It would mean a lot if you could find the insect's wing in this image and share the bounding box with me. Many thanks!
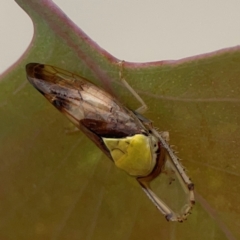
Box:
[26,63,143,156]
[26,63,117,124]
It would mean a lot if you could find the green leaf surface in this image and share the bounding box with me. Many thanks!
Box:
[0,0,239,239]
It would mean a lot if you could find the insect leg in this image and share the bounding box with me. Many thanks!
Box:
[152,128,194,198]
[137,179,181,221]
[118,61,147,114]
[151,128,195,216]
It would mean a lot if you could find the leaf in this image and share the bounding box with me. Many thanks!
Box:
[0,0,239,239]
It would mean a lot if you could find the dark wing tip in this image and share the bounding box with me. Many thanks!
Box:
[26,63,44,77]
[26,62,37,72]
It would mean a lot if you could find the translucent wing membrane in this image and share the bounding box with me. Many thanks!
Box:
[26,63,195,222]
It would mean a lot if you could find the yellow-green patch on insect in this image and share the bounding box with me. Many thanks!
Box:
[26,62,195,222]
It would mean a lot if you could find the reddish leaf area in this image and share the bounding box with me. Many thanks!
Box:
[0,0,239,239]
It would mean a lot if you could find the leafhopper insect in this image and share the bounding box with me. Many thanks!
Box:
[26,63,195,222]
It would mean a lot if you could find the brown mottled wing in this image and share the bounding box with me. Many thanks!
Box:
[26,63,144,153]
